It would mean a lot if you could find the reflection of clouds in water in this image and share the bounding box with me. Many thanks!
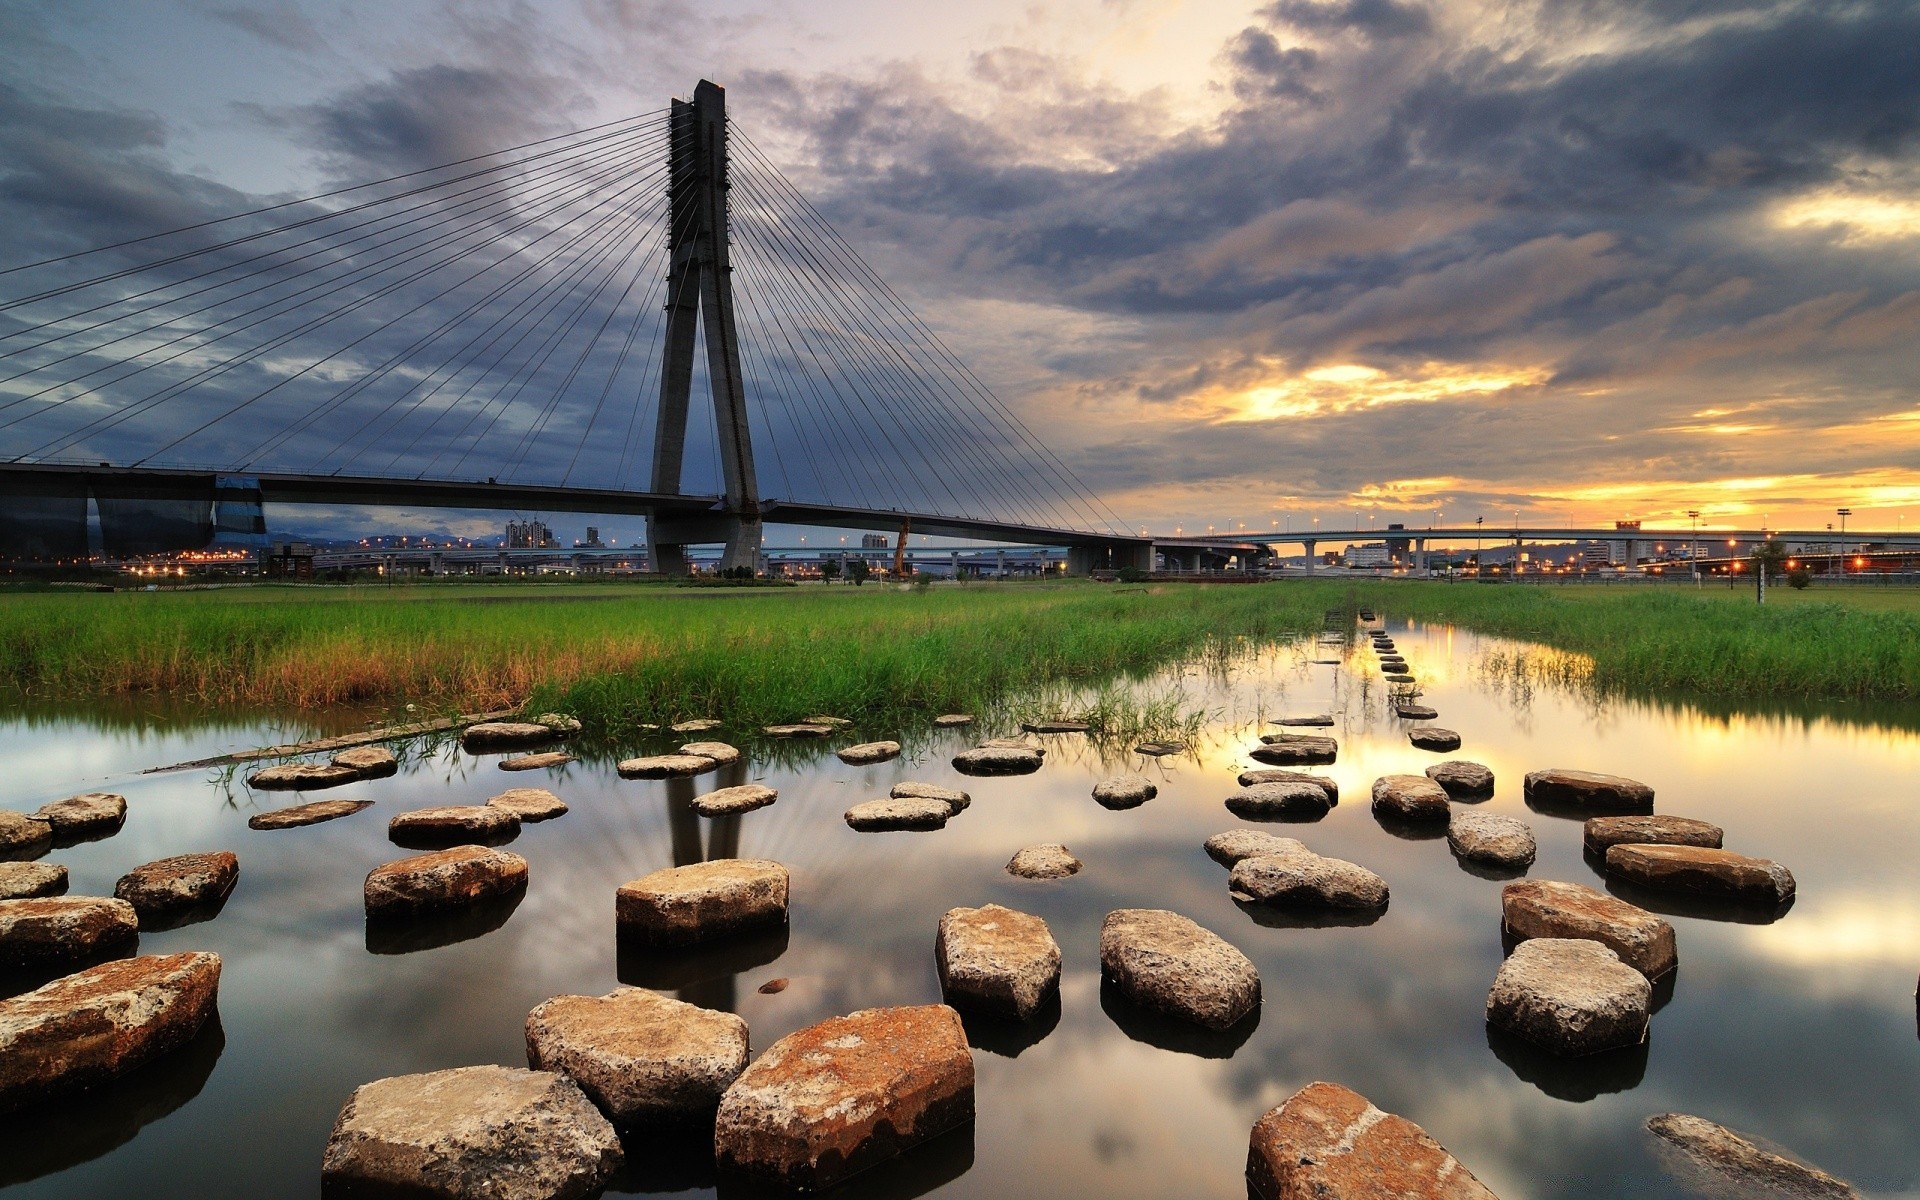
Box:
[1742,899,1920,969]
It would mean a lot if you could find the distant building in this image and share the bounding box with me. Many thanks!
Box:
[1345,542,1391,567]
[262,541,316,579]
[1384,523,1410,563]
[582,526,603,548]
[861,533,889,549]
[506,520,556,549]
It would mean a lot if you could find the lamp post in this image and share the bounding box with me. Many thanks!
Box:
[1687,509,1700,586]
[1475,515,1483,579]
[1837,508,1851,575]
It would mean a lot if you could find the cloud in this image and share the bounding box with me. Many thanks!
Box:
[205,2,325,52]
[1260,0,1434,40]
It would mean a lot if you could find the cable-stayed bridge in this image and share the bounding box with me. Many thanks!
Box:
[0,80,1152,573]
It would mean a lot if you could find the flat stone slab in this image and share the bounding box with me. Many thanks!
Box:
[460,721,561,751]
[1524,768,1655,812]
[1384,673,1418,684]
[365,846,529,918]
[0,811,52,861]
[1237,769,1338,803]
[1371,774,1452,823]
[1249,1080,1497,1200]
[1022,719,1089,733]
[1605,844,1796,908]
[1100,908,1259,1031]
[952,745,1043,775]
[1426,760,1495,798]
[891,782,970,812]
[617,754,719,779]
[1230,851,1389,911]
[1448,812,1536,869]
[500,752,575,771]
[1646,1112,1859,1200]
[937,904,1061,1020]
[670,718,723,733]
[845,797,952,831]
[1093,774,1158,809]
[715,1004,974,1191]
[0,951,222,1115]
[0,862,67,900]
[114,852,240,920]
[1409,727,1461,751]
[1134,740,1187,756]
[248,798,373,829]
[0,896,138,968]
[525,987,749,1127]
[1006,844,1081,879]
[1273,714,1334,726]
[1502,879,1676,979]
[534,713,583,736]
[1226,781,1333,821]
[680,741,741,765]
[978,737,1045,754]
[1204,831,1309,868]
[693,784,778,818]
[1395,704,1439,719]
[761,723,835,738]
[34,792,126,837]
[488,788,569,822]
[332,746,398,778]
[616,859,789,946]
[837,741,902,765]
[932,713,974,727]
[805,715,853,729]
[390,805,519,844]
[244,762,361,791]
[1249,736,1337,766]
[1584,815,1724,856]
[322,1065,622,1200]
[1487,938,1650,1056]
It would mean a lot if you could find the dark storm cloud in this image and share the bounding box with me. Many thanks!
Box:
[293,64,581,178]
[205,2,326,52]
[1260,0,1433,39]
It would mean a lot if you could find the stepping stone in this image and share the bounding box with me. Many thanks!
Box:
[1093,774,1157,809]
[1502,879,1676,979]
[680,741,740,765]
[1645,1113,1859,1200]
[114,852,240,922]
[1604,844,1796,908]
[1134,740,1187,756]
[248,798,372,829]
[1395,704,1438,719]
[979,737,1045,754]
[0,896,138,968]
[1273,715,1334,727]
[670,718,723,733]
[0,862,67,901]
[245,762,361,791]
[1226,781,1332,821]
[1584,815,1723,856]
[1022,719,1089,733]
[389,805,519,845]
[1379,658,1407,669]
[1523,768,1655,813]
[692,784,777,817]
[1311,658,1341,665]
[845,797,952,831]
[1447,812,1536,869]
[0,811,52,860]
[525,987,749,1127]
[487,788,568,822]
[364,846,528,918]
[331,746,398,779]
[1230,850,1388,910]
[500,752,575,771]
[33,793,126,839]
[1099,908,1259,1031]
[1384,673,1418,684]
[617,754,718,779]
[762,723,835,738]
[1204,831,1308,868]
[1249,736,1337,766]
[952,745,1043,775]
[0,951,222,1113]
[891,782,970,812]
[460,721,560,751]
[931,713,974,727]
[1486,938,1650,1056]
[533,713,583,736]
[1248,1081,1497,1200]
[938,904,1061,1019]
[616,859,789,947]
[714,1005,974,1192]
[1237,769,1338,803]
[1006,844,1081,879]
[1371,774,1452,823]
[1426,760,1494,797]
[837,741,901,765]
[1408,727,1460,751]
[804,715,854,729]
[322,1065,621,1198]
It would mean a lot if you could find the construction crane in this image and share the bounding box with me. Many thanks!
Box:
[892,518,911,578]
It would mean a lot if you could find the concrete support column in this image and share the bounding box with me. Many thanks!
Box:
[1303,541,1317,575]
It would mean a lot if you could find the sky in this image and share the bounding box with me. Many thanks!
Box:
[2,0,1918,543]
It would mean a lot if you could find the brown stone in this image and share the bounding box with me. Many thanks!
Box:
[525,987,749,1127]
[1426,760,1495,798]
[1502,879,1675,978]
[500,752,575,771]
[0,951,221,1115]
[671,718,723,733]
[389,805,519,844]
[364,846,529,918]
[616,859,789,947]
[714,1004,975,1191]
[248,798,373,830]
[937,904,1061,1019]
[0,896,138,968]
[616,754,719,779]
[1022,718,1089,733]
[1448,812,1536,870]
[1274,714,1335,726]
[245,762,361,791]
[1487,938,1650,1056]
[0,811,53,861]
[680,741,740,765]
[1093,774,1158,809]
[114,852,239,920]
[845,798,951,831]
[1409,727,1462,751]
[1523,768,1655,812]
[0,862,67,900]
[33,792,126,837]
[891,782,970,812]
[1247,1080,1496,1200]
[1605,844,1796,907]
[1204,831,1309,868]
[1646,1113,1859,1200]
[322,1065,622,1200]
[693,785,778,818]
[1227,780,1333,820]
[931,713,974,727]
[1396,704,1439,719]
[331,745,398,778]
[1099,908,1260,1031]
[1584,815,1724,856]
[1134,740,1188,756]
[461,721,562,751]
[837,741,901,765]
[487,788,568,822]
[952,745,1043,775]
[761,723,836,738]
[805,715,854,729]
[1230,852,1389,910]
[1371,774,1452,823]
[1249,736,1338,766]
[1384,673,1418,684]
[1006,844,1081,879]
[1237,769,1339,803]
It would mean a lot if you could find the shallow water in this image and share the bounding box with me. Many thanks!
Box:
[4,617,1918,1199]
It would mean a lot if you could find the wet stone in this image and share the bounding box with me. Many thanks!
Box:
[891,782,970,813]
[1248,1080,1497,1200]
[364,846,529,918]
[617,754,719,779]
[670,718,723,734]
[34,792,126,838]
[249,798,372,829]
[1426,760,1495,798]
[713,1004,975,1192]
[0,811,53,861]
[1487,938,1650,1056]
[1447,812,1536,870]
[1646,1112,1859,1200]
[1230,850,1389,911]
[938,904,1061,1020]
[1237,769,1338,804]
[1371,774,1453,823]
[1204,831,1309,868]
[1384,673,1418,684]
[1409,727,1462,752]
[1006,844,1081,879]
[680,741,740,765]
[1093,774,1158,809]
[534,713,583,735]
[460,721,562,751]
[761,723,835,738]
[0,896,139,968]
[500,752,575,772]
[322,1065,622,1200]
[931,713,974,728]
[1135,740,1187,756]
[331,745,398,778]
[1226,781,1333,821]
[1274,714,1334,727]
[1099,908,1260,1031]
[979,737,1045,754]
[1523,768,1655,813]
[845,798,952,832]
[1502,879,1676,979]
[616,859,789,947]
[837,741,902,765]
[952,745,1043,776]
[805,715,854,729]
[1584,815,1724,856]
[244,762,360,791]
[1022,718,1089,733]
[692,784,777,818]
[114,852,240,921]
[0,862,67,901]
[0,951,222,1115]
[488,788,569,822]
[1396,704,1439,719]
[1605,844,1796,908]
[389,805,519,844]
[1249,736,1338,766]
[525,987,749,1128]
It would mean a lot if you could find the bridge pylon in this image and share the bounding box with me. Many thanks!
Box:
[647,80,761,576]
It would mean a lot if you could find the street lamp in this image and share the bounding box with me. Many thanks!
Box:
[1838,508,1852,575]
[1687,510,1700,586]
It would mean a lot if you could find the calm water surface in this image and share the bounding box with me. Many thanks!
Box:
[4,618,1918,1198]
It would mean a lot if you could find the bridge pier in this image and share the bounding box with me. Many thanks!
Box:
[1069,540,1153,576]
[1303,540,1316,575]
